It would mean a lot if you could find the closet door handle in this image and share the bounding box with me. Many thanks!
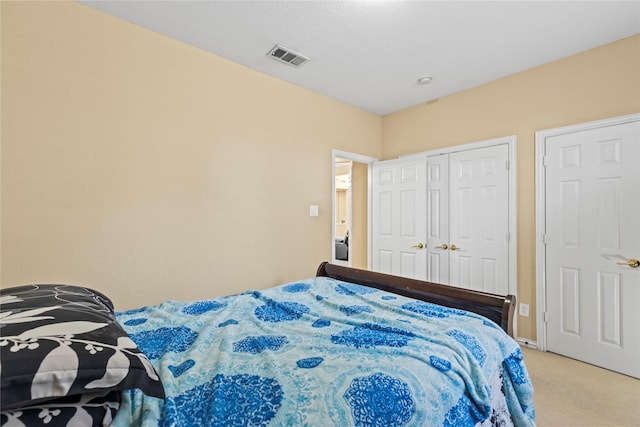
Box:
[617,258,639,268]
[435,244,448,250]
[412,243,425,249]
[450,244,461,251]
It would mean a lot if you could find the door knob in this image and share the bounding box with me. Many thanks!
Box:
[435,244,448,250]
[450,244,460,251]
[412,243,424,249]
[617,258,640,268]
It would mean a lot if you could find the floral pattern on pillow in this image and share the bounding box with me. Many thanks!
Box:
[0,284,164,414]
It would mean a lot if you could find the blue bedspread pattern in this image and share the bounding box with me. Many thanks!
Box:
[112,277,535,426]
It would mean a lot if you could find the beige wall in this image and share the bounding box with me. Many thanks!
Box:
[2,2,638,341]
[350,161,368,270]
[0,2,381,308]
[382,35,640,339]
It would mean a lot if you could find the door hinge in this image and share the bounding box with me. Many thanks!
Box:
[506,232,510,242]
[542,233,548,245]
[506,160,510,170]
[542,156,548,167]
[543,312,548,323]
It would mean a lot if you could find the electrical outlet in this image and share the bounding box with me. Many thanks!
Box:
[519,303,530,317]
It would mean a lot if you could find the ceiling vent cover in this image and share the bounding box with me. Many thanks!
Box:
[267,44,310,67]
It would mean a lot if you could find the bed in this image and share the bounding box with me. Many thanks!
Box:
[1,262,535,426]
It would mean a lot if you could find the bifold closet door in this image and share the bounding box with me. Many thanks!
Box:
[426,154,450,283]
[427,144,510,294]
[372,144,510,291]
[448,145,510,294]
[371,158,427,279]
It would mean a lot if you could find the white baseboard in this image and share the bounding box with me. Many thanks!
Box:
[516,337,539,349]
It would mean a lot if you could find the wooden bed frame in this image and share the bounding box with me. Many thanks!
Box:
[316,262,516,337]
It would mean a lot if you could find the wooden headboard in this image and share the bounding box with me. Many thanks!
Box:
[316,262,516,337]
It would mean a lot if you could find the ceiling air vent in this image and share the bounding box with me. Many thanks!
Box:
[267,44,310,67]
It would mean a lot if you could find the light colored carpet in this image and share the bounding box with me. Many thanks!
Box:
[521,347,640,426]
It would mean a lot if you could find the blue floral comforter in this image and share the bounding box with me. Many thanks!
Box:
[112,276,535,426]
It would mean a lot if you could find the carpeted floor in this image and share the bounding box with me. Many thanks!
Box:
[521,347,640,426]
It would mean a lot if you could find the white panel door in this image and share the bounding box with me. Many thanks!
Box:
[372,158,427,279]
[449,145,510,294]
[426,154,450,283]
[372,140,512,290]
[544,119,640,378]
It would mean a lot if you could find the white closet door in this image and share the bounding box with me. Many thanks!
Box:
[449,145,510,294]
[544,119,639,378]
[426,154,450,283]
[371,158,427,279]
[371,141,512,291]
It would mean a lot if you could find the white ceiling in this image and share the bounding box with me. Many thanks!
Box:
[80,1,640,116]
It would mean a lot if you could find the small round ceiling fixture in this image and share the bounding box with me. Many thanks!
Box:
[417,75,433,85]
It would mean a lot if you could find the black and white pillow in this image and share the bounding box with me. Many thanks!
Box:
[1,390,120,426]
[0,284,164,417]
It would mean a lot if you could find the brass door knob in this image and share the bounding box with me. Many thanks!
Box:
[412,243,424,249]
[617,258,640,268]
[450,244,460,251]
[435,244,448,250]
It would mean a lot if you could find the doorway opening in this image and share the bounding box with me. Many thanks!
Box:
[334,158,352,266]
[331,150,378,269]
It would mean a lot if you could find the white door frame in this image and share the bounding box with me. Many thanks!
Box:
[534,113,640,351]
[332,150,378,268]
[400,135,518,298]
